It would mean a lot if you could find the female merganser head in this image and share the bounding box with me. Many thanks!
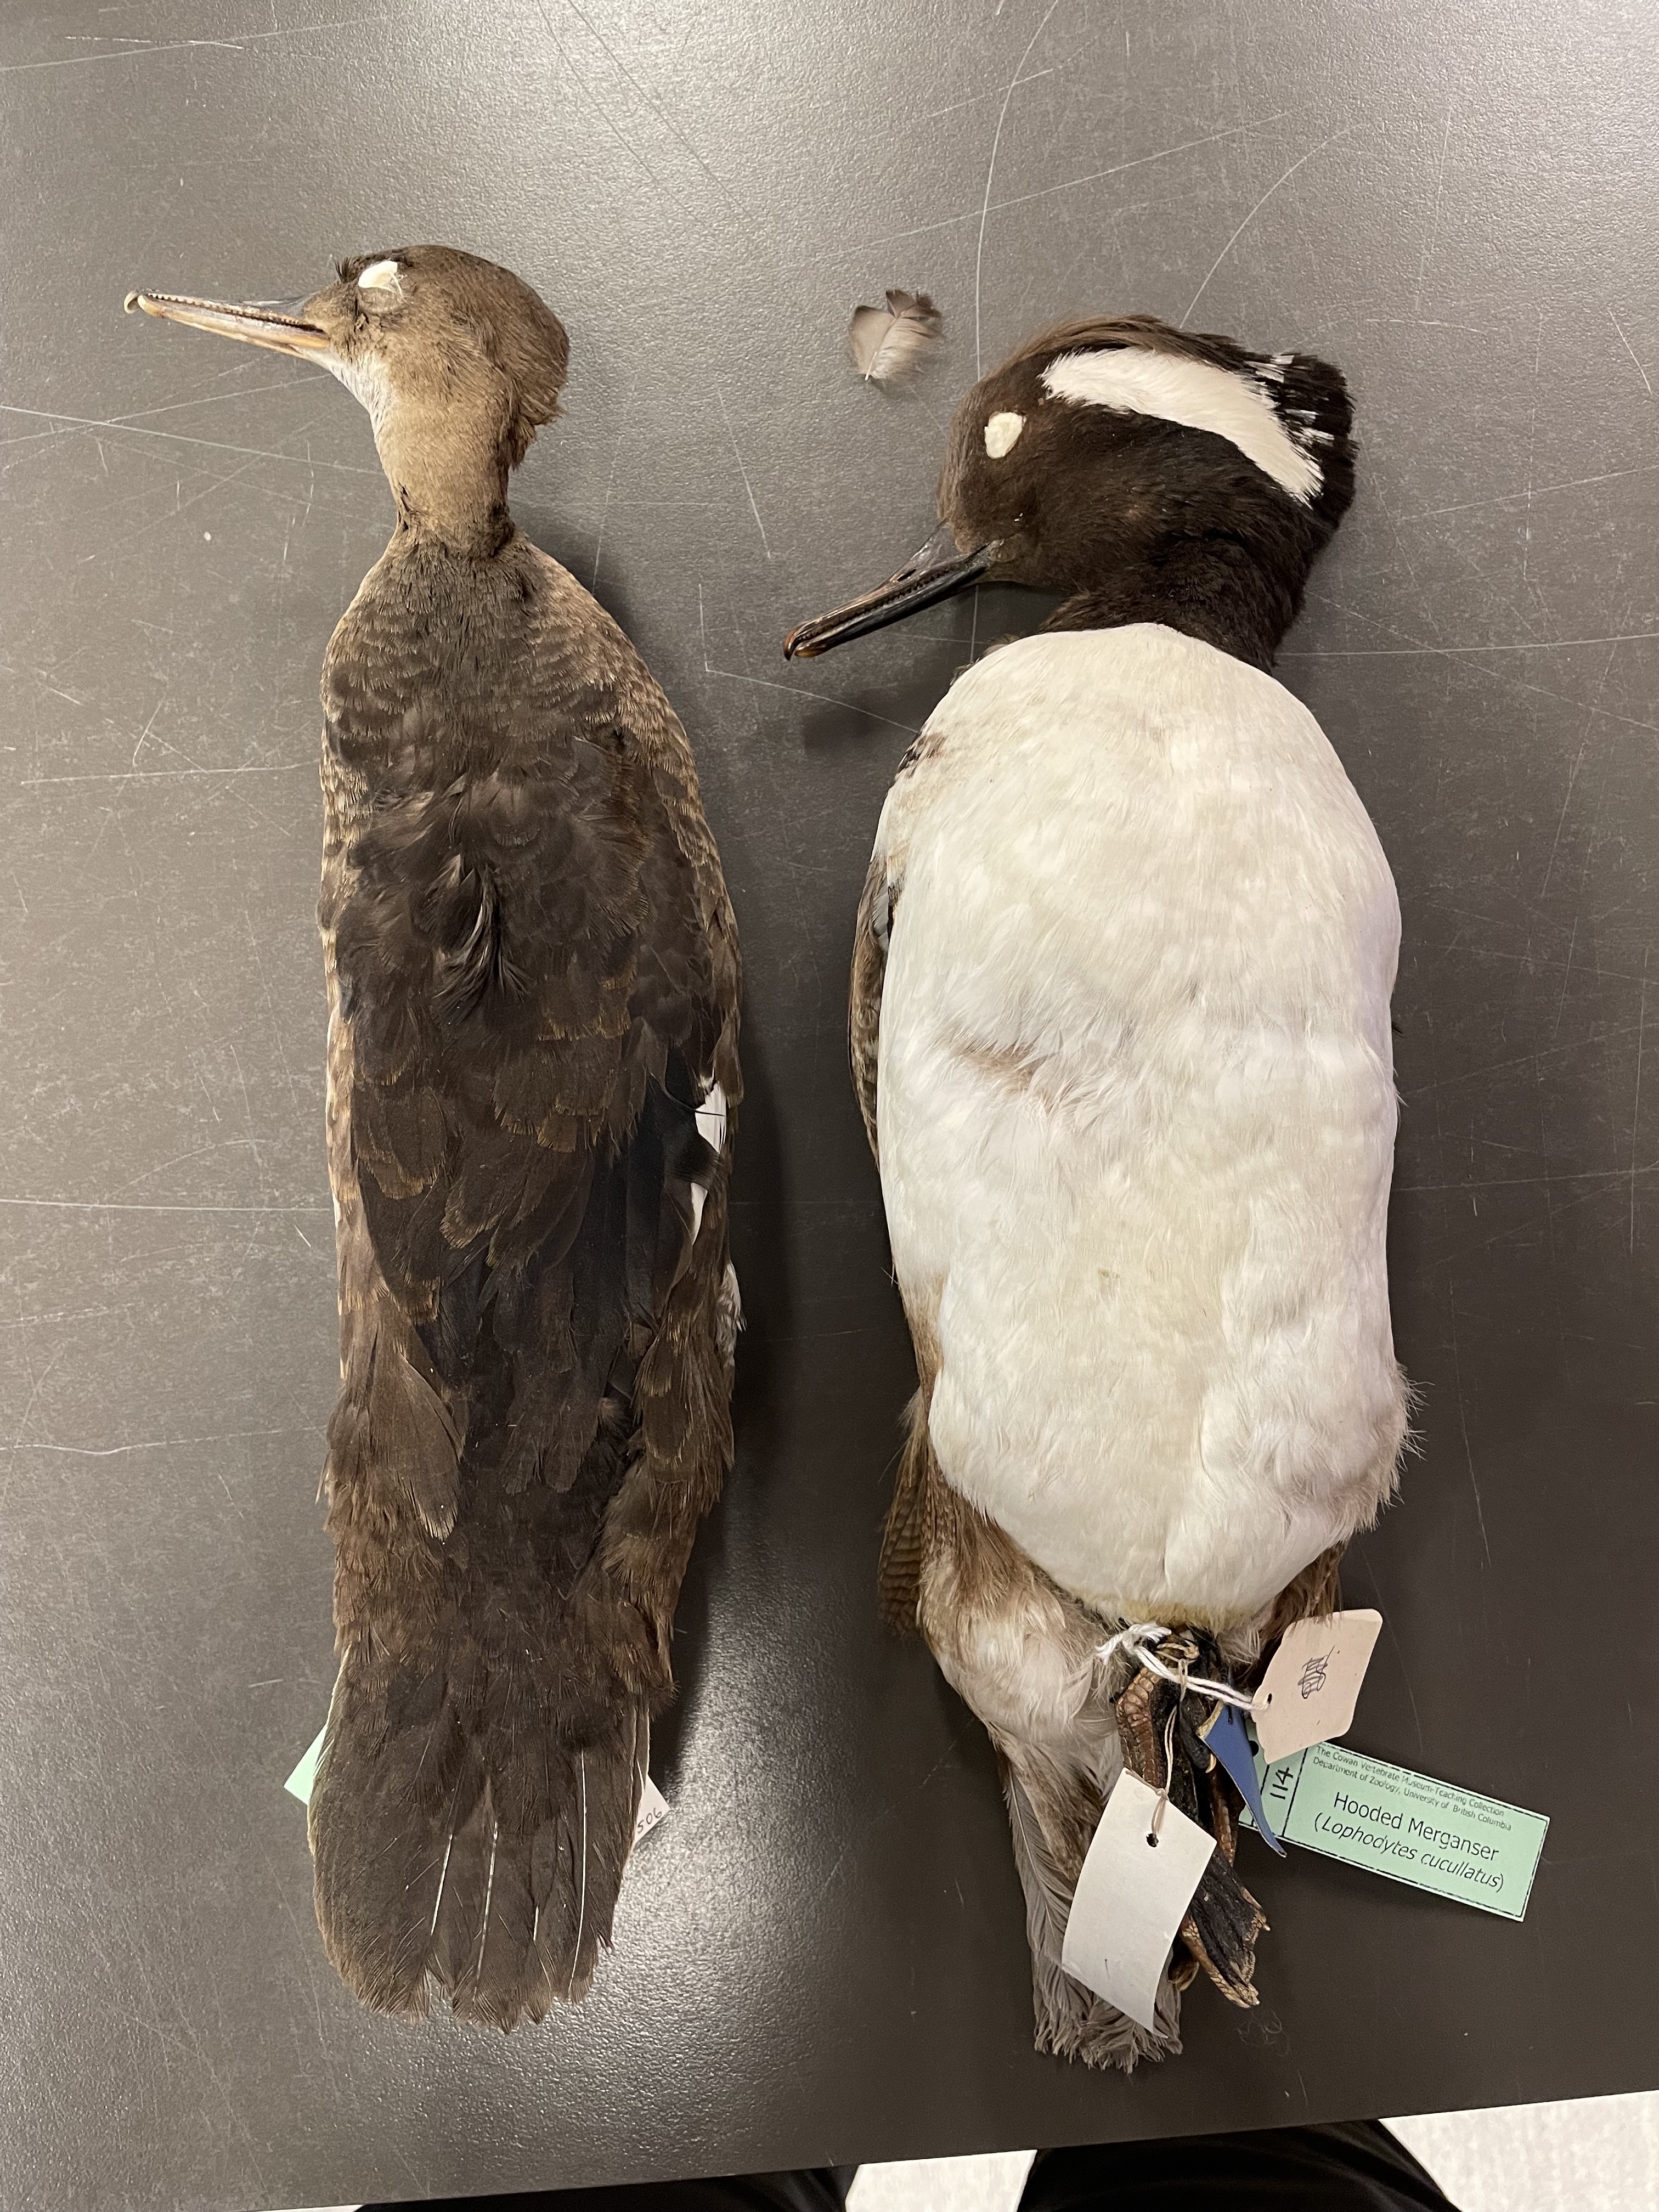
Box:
[126,246,568,551]
[785,312,1354,670]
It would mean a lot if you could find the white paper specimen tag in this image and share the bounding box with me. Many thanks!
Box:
[633,1775,669,1846]
[1251,1608,1383,1762]
[1060,1771,1216,2031]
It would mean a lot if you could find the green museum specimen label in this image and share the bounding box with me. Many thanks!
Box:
[1248,1738,1548,1920]
[284,1726,325,1805]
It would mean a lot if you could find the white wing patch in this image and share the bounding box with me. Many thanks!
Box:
[1042,347,1322,504]
[690,1081,728,1239]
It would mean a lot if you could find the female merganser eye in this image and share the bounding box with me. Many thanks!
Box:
[984,410,1025,459]
[357,258,402,297]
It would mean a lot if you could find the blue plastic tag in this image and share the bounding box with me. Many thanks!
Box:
[1202,1702,1285,1854]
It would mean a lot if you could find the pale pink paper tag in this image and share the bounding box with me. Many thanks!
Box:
[1060,1772,1215,2031]
[1251,1607,1383,1762]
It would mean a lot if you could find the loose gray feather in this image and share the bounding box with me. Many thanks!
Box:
[848,289,943,385]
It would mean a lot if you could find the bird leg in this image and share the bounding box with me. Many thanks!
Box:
[1111,1633,1267,2009]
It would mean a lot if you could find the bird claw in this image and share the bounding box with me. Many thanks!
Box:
[1110,1625,1268,2007]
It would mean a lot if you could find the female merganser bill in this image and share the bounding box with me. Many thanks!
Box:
[127,249,741,2029]
[786,314,1405,2067]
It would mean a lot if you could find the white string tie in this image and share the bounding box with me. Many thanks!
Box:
[1096,1621,1256,1713]
[1150,1702,1180,1841]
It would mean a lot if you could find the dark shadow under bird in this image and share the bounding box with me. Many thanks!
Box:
[127,247,741,2028]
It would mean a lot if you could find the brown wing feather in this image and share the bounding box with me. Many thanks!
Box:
[849,848,892,1162]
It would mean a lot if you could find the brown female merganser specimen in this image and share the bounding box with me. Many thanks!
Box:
[786,316,1405,2067]
[126,249,741,2028]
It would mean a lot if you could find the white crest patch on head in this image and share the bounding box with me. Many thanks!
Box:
[1041,346,1322,503]
[984,410,1025,459]
[357,257,402,294]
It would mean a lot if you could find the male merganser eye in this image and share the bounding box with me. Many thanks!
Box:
[357,258,402,295]
[984,411,1025,459]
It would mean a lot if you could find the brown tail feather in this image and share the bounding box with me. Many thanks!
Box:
[313,1088,738,2029]
[877,1388,932,1629]
[310,1646,647,2028]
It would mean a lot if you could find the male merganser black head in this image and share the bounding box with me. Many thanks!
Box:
[786,313,1354,671]
[126,246,568,552]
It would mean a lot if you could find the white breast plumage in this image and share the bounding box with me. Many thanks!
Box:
[872,623,1406,1629]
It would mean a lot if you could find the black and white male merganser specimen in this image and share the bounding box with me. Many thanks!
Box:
[127,250,741,2028]
[786,316,1406,2067]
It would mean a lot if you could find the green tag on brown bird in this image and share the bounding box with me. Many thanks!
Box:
[284,1726,326,1805]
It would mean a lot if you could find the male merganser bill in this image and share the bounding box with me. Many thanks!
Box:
[127,249,741,2029]
[786,314,1405,2067]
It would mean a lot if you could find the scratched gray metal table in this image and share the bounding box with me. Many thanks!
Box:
[3,3,1656,2208]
